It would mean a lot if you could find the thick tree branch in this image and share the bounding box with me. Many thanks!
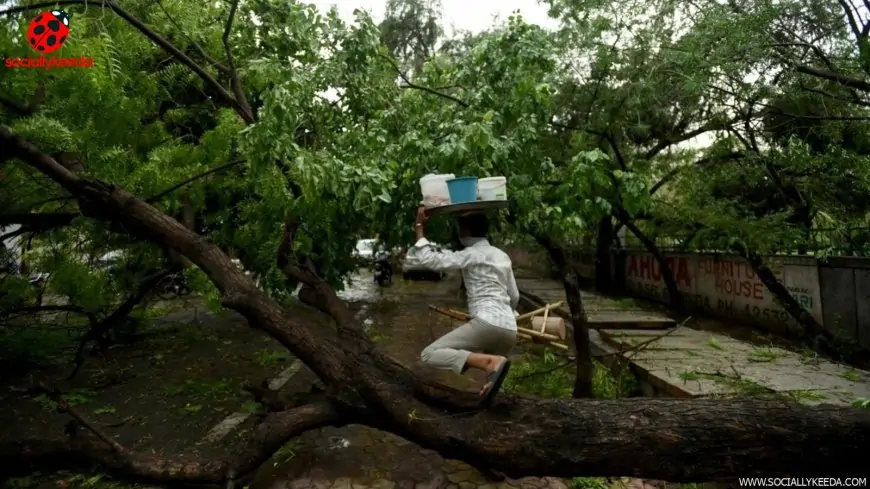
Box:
[154,0,231,74]
[222,0,255,122]
[68,268,175,378]
[794,64,870,93]
[380,54,470,107]
[586,130,626,170]
[276,217,366,338]
[643,117,739,160]
[648,152,745,196]
[145,160,243,203]
[0,124,346,383]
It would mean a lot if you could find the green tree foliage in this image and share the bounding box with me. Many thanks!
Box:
[1,0,869,363]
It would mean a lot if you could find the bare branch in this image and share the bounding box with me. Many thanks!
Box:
[68,268,174,379]
[145,160,243,203]
[379,54,470,107]
[643,117,739,160]
[154,0,231,73]
[794,64,870,93]
[222,0,255,122]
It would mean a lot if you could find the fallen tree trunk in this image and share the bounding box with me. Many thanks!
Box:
[3,111,870,484]
[3,393,869,482]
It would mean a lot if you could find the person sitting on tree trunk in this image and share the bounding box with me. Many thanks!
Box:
[405,206,518,405]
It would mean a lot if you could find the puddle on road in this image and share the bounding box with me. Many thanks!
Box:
[337,271,382,303]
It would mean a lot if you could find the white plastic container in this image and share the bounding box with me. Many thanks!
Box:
[419,173,455,208]
[477,176,507,201]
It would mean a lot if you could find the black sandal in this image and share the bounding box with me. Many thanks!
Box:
[479,359,511,408]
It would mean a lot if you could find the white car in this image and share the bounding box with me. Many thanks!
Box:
[352,239,377,263]
[401,242,446,280]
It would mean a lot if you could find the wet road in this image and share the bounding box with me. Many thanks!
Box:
[253,270,570,489]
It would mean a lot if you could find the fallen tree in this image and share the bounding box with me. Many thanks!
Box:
[2,0,870,483]
[3,122,870,484]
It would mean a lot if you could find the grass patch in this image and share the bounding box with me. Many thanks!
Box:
[679,370,700,382]
[748,347,783,363]
[93,404,117,415]
[5,471,135,489]
[799,347,821,365]
[255,350,290,366]
[33,388,96,411]
[785,390,826,403]
[131,304,173,320]
[271,439,306,467]
[841,369,860,382]
[164,378,241,400]
[175,402,204,415]
[503,349,639,399]
[707,338,725,350]
[570,477,610,489]
[613,298,637,309]
[677,371,768,396]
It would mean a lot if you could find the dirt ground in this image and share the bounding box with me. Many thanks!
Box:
[0,295,314,461]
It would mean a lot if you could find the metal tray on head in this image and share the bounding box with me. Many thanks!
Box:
[425,200,509,218]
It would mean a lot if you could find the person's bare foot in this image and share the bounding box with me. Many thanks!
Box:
[479,356,507,396]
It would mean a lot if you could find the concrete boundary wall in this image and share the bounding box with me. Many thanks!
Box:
[818,257,870,349]
[569,250,870,345]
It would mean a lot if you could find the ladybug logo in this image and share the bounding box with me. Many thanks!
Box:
[27,10,70,54]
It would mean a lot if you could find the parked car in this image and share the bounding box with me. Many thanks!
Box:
[352,239,377,264]
[401,242,446,281]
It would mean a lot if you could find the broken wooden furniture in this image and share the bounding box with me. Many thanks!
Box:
[428,302,569,351]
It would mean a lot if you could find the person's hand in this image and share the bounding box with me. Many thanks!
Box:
[415,206,429,227]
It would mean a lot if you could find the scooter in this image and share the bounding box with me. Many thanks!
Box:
[373,252,393,287]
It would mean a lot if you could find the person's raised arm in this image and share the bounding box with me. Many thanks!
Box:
[406,240,470,271]
[405,206,471,271]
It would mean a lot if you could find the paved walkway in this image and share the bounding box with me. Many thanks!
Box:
[517,278,870,405]
[516,278,675,329]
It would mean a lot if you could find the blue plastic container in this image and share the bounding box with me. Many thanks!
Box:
[446,176,479,204]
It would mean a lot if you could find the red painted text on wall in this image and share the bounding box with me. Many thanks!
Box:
[626,255,692,287]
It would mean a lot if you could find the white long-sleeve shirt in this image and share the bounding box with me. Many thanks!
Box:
[405,237,518,330]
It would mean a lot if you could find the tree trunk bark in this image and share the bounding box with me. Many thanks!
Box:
[594,217,614,292]
[167,191,195,269]
[617,211,684,312]
[4,395,870,483]
[4,124,870,484]
[563,273,594,398]
[732,245,829,342]
[532,233,594,398]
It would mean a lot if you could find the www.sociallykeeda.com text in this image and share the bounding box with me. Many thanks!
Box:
[5,55,94,69]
